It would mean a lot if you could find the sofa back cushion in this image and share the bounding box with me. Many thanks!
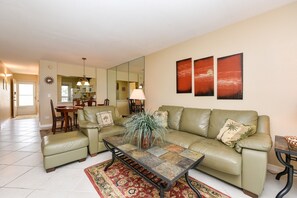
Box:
[179,108,211,137]
[83,106,119,124]
[158,105,184,130]
[208,109,258,139]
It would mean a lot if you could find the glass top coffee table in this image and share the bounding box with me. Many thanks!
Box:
[103,135,205,198]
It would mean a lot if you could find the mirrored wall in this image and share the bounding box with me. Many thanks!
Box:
[107,57,145,115]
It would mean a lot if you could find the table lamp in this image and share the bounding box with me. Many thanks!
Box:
[130,89,146,100]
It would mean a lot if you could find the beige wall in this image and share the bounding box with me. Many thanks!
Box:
[0,61,12,129]
[39,60,58,128]
[145,2,297,167]
[96,68,107,104]
[39,60,107,128]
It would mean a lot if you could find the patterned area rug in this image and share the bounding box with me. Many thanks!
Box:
[39,129,67,138]
[84,160,230,198]
[40,127,79,139]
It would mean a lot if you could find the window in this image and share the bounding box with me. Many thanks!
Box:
[61,84,73,102]
[19,83,34,106]
[61,85,70,102]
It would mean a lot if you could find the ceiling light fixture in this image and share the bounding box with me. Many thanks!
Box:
[77,57,90,86]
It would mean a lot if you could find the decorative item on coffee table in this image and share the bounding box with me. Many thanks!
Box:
[285,136,297,150]
[124,111,167,149]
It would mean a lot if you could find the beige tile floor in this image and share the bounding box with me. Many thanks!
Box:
[0,116,296,198]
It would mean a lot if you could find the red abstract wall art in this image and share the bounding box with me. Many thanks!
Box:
[194,56,214,96]
[176,58,192,93]
[217,53,243,99]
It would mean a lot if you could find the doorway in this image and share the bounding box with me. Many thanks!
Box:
[17,82,37,115]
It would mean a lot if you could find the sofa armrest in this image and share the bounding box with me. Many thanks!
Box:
[78,120,101,129]
[235,133,272,153]
[242,149,268,195]
[79,123,100,156]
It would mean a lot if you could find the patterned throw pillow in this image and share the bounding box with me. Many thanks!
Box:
[96,111,114,128]
[153,110,168,128]
[217,119,256,148]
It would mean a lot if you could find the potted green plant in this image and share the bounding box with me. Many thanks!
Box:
[124,111,167,149]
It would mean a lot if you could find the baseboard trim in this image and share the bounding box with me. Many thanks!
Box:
[267,163,283,174]
[0,118,10,130]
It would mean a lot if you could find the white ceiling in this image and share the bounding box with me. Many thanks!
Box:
[0,0,296,75]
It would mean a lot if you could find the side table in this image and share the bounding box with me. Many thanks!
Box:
[274,135,297,198]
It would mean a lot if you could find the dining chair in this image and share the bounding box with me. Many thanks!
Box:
[104,98,109,106]
[50,99,72,134]
[135,99,144,112]
[87,99,97,106]
[128,99,136,114]
[73,98,84,128]
[73,98,84,107]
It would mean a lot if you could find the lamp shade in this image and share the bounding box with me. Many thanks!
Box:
[84,80,90,86]
[130,89,146,100]
[76,81,82,86]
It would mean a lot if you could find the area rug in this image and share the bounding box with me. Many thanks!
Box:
[84,160,230,198]
[40,126,79,138]
[39,129,64,138]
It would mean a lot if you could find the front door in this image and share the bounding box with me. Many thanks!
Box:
[17,82,36,115]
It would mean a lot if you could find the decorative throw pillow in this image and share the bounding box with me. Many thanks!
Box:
[217,119,256,148]
[153,110,168,128]
[96,111,114,128]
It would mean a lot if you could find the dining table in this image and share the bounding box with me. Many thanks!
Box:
[55,106,83,132]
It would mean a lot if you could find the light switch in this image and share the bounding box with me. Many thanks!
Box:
[48,94,51,97]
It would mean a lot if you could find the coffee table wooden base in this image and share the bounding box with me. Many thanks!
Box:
[103,140,202,198]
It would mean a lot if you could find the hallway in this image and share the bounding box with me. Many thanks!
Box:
[0,116,296,197]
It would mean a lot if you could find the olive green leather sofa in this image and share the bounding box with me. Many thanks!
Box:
[77,106,126,156]
[159,105,272,197]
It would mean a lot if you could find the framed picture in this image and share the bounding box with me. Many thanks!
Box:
[176,58,192,93]
[194,56,214,96]
[217,53,243,99]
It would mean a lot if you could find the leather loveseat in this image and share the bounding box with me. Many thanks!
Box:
[159,105,272,197]
[77,106,126,156]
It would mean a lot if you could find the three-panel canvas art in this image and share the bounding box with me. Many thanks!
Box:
[176,53,243,100]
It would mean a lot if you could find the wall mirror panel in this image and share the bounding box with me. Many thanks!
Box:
[57,75,96,103]
[107,57,145,115]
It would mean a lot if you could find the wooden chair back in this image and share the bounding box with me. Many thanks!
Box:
[104,98,110,106]
[50,99,57,119]
[73,98,84,107]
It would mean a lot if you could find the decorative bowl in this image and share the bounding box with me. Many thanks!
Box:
[285,136,297,150]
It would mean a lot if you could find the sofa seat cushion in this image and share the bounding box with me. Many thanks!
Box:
[98,125,126,142]
[164,130,205,148]
[189,139,241,175]
[42,131,88,156]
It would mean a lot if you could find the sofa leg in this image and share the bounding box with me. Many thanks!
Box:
[78,158,86,162]
[90,153,97,157]
[243,189,258,198]
[46,167,56,173]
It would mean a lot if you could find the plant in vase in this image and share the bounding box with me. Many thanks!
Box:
[124,111,167,149]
